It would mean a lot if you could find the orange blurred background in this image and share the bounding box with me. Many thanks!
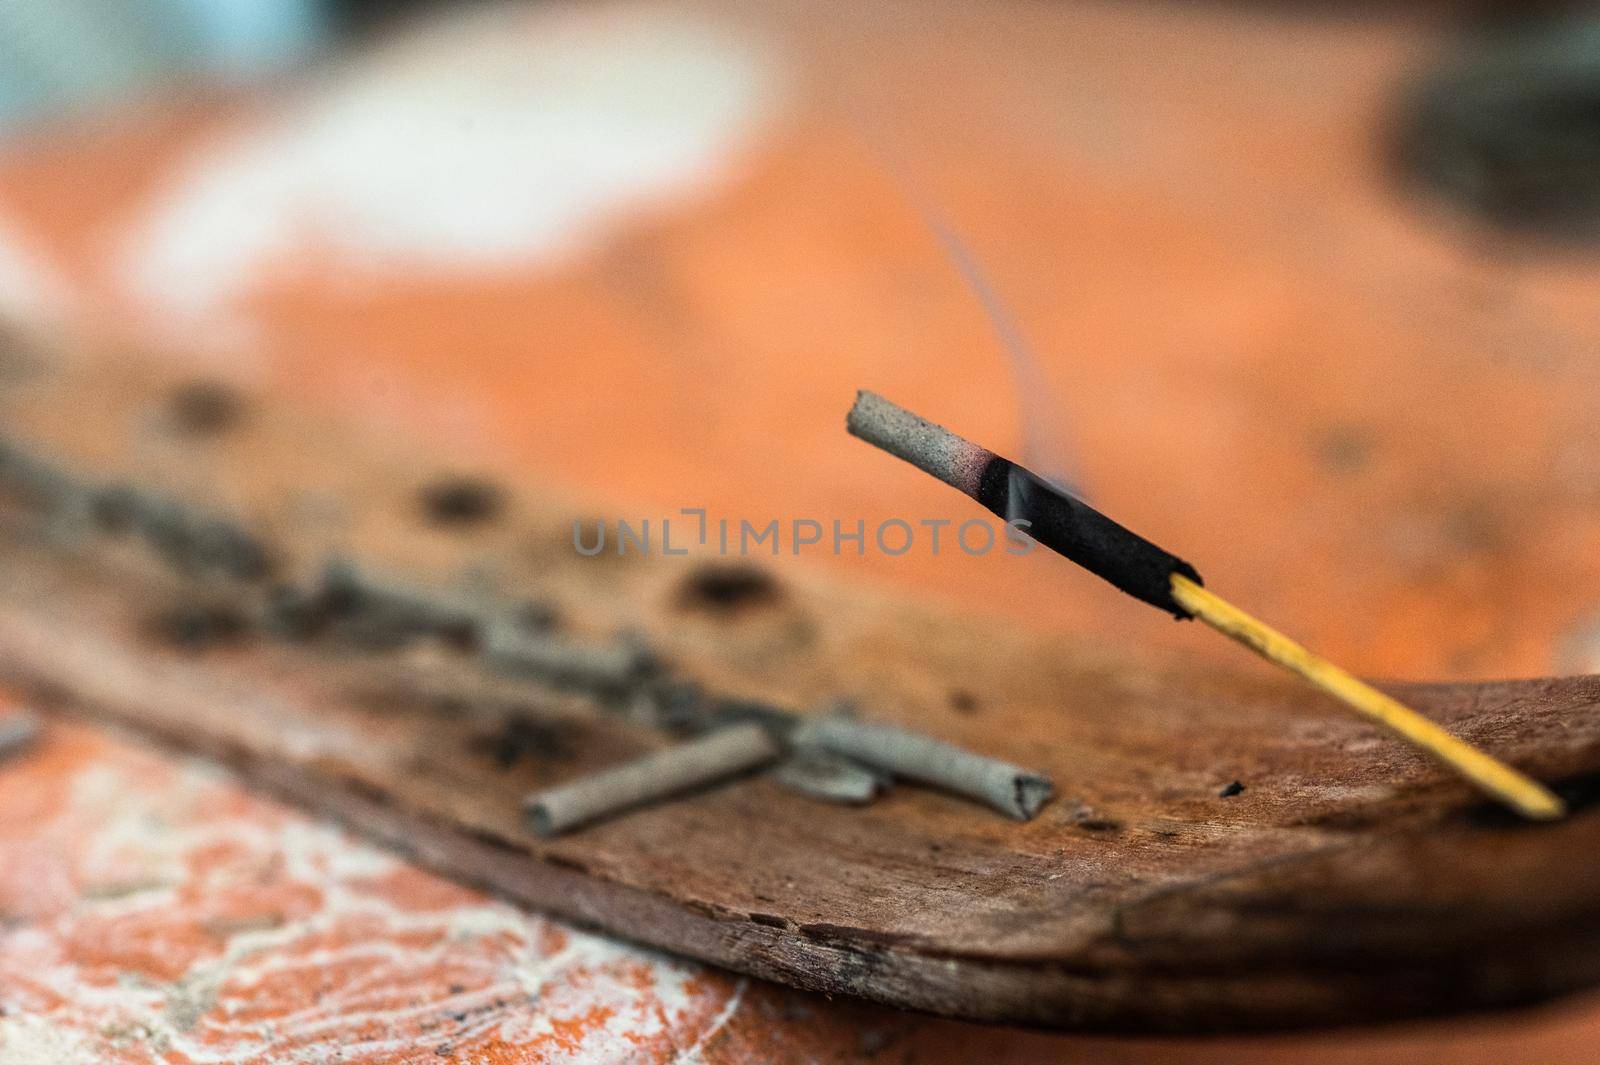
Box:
[7,1,1600,1060]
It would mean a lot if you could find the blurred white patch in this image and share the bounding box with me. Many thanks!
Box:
[0,1014,101,1065]
[118,2,783,336]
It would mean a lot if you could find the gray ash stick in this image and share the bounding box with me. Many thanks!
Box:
[774,750,888,805]
[798,717,1052,820]
[525,723,780,836]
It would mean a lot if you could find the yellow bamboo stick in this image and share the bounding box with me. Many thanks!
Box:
[1169,573,1564,821]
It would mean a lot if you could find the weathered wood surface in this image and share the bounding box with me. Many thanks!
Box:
[5,351,1600,1031]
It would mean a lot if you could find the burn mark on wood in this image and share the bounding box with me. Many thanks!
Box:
[748,911,792,929]
[948,688,979,715]
[512,600,559,633]
[1395,10,1600,240]
[674,562,782,614]
[1061,801,1123,833]
[1219,780,1245,798]
[418,477,505,528]
[146,509,275,582]
[1315,425,1372,476]
[88,485,141,534]
[165,380,245,437]
[317,559,481,649]
[146,602,251,652]
[471,713,574,769]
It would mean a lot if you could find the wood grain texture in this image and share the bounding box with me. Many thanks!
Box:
[5,352,1600,1032]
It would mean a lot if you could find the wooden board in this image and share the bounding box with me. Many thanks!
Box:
[5,347,1600,1032]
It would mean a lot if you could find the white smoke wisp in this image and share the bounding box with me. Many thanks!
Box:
[855,128,1082,501]
[916,206,1082,501]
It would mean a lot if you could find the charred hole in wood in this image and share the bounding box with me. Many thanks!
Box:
[89,486,141,534]
[1465,767,1600,827]
[681,897,741,921]
[1076,818,1124,833]
[432,619,481,654]
[512,599,559,633]
[417,477,506,529]
[165,380,245,437]
[1219,780,1246,798]
[1394,10,1600,243]
[471,713,575,770]
[674,561,783,615]
[145,513,276,583]
[948,688,980,715]
[1315,424,1374,476]
[264,585,339,641]
[748,912,792,929]
[14,677,75,717]
[146,602,252,653]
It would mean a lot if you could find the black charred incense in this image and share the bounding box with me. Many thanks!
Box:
[525,723,781,836]
[798,717,1053,820]
[846,391,1200,617]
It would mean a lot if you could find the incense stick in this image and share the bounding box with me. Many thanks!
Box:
[847,390,1565,821]
[525,723,780,836]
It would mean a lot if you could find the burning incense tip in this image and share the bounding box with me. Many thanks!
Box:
[848,390,1200,617]
[799,717,1052,820]
[525,723,781,836]
[846,390,992,495]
